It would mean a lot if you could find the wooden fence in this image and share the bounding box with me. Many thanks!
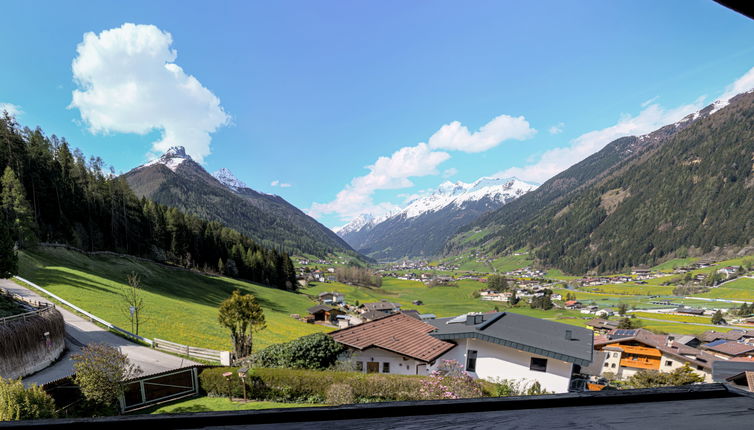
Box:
[154,338,227,363]
[0,287,56,326]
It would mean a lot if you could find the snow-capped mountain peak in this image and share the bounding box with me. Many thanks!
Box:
[213,168,248,191]
[401,176,537,219]
[140,146,193,172]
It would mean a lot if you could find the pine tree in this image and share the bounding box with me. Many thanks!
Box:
[0,215,17,277]
[1,166,36,246]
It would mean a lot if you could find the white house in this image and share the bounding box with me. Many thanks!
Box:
[330,313,454,376]
[330,311,594,393]
[428,312,593,393]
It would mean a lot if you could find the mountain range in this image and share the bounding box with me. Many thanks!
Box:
[445,91,754,273]
[122,147,356,257]
[335,177,537,261]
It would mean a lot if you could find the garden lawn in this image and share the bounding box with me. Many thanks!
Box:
[17,247,331,351]
[144,397,317,414]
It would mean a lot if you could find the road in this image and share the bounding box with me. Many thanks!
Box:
[1,279,197,386]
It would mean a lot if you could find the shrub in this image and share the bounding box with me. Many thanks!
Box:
[624,364,704,389]
[485,378,552,396]
[0,378,56,421]
[72,343,142,406]
[199,367,426,403]
[249,333,345,370]
[326,384,354,405]
[419,360,483,400]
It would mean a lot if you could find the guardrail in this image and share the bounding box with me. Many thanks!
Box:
[13,276,154,346]
[153,338,225,363]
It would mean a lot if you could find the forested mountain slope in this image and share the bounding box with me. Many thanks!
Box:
[0,115,297,290]
[123,147,356,258]
[446,92,754,274]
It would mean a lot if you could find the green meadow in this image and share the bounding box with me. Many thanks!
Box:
[17,247,331,351]
[695,277,754,301]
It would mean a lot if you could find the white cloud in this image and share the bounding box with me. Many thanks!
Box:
[442,167,458,178]
[0,103,22,117]
[308,142,450,220]
[271,180,292,188]
[548,122,564,135]
[718,65,754,105]
[428,114,536,153]
[69,23,229,163]
[641,96,659,108]
[497,98,706,184]
[310,113,534,222]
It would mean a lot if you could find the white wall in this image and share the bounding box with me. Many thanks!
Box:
[659,353,713,382]
[435,338,575,393]
[349,347,431,376]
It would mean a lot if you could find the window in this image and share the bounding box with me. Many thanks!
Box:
[530,357,547,372]
[355,361,363,372]
[466,350,478,372]
[697,366,703,371]
[604,362,609,367]
[666,360,673,366]
[611,363,616,368]
[382,362,390,373]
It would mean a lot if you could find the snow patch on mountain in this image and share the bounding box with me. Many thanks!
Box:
[213,168,248,191]
[334,177,536,235]
[401,177,537,219]
[141,146,192,172]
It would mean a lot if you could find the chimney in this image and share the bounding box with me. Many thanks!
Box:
[565,330,573,340]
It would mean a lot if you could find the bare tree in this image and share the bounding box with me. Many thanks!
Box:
[121,272,147,336]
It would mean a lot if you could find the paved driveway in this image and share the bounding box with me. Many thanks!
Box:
[0,279,197,386]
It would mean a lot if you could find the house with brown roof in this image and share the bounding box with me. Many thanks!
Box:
[586,318,619,334]
[702,341,754,359]
[329,311,595,393]
[329,313,455,375]
[595,329,719,382]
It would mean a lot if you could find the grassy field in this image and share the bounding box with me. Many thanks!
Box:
[18,247,331,351]
[142,397,317,414]
[586,283,674,296]
[695,277,754,301]
[631,311,712,324]
[651,257,699,272]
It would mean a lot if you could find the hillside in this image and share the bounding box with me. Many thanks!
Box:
[17,247,331,350]
[123,147,356,258]
[337,177,536,261]
[446,92,754,274]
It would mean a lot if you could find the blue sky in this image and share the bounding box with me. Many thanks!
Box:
[1,1,754,228]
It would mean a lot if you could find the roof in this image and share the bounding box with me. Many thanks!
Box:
[318,291,343,298]
[361,310,391,321]
[726,371,754,392]
[594,328,668,348]
[586,318,619,329]
[703,341,754,357]
[307,304,334,314]
[564,300,580,306]
[428,312,593,366]
[581,351,607,376]
[656,341,720,370]
[699,330,745,343]
[362,302,401,312]
[713,360,754,382]
[330,313,455,363]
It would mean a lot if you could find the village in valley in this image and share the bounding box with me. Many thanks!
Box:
[290,251,754,392]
